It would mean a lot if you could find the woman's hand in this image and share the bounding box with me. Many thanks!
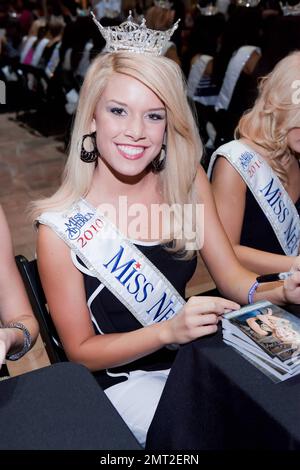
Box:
[0,328,15,369]
[161,296,240,345]
[282,257,300,304]
[283,271,300,304]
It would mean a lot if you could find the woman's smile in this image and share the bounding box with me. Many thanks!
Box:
[116,144,148,160]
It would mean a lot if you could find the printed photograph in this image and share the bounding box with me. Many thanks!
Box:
[231,305,300,362]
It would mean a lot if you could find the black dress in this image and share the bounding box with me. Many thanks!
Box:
[241,189,300,254]
[73,242,197,389]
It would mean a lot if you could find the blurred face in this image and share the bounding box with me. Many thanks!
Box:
[287,127,300,154]
[92,73,166,178]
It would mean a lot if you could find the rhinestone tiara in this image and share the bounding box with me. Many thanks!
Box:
[91,11,180,56]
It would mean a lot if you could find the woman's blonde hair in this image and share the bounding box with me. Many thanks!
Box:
[31,51,202,257]
[236,51,300,186]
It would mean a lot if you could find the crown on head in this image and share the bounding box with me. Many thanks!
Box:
[236,0,260,6]
[91,11,180,55]
[154,0,173,9]
[280,1,300,15]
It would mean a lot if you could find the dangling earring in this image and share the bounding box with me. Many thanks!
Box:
[152,136,167,173]
[80,132,99,163]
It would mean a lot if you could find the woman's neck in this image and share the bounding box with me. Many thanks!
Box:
[86,162,163,207]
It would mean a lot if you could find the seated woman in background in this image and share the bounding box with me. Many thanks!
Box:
[208,52,300,275]
[0,205,38,369]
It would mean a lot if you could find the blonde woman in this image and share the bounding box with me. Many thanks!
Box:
[0,206,38,370]
[32,21,300,445]
[208,52,300,275]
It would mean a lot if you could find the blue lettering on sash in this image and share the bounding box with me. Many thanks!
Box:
[284,219,298,253]
[146,293,175,322]
[103,245,136,279]
[65,212,94,240]
[103,246,154,304]
[135,279,154,303]
[260,178,299,253]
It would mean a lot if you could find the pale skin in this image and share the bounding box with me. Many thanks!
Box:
[211,135,300,275]
[0,206,38,368]
[37,73,300,373]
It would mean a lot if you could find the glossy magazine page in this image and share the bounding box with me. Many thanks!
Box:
[222,300,300,381]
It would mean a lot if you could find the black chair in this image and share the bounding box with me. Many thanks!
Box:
[15,255,142,450]
[15,254,66,363]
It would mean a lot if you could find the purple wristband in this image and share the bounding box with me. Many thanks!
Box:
[248,280,259,304]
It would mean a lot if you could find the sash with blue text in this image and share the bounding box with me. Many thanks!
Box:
[208,141,300,256]
[38,199,186,326]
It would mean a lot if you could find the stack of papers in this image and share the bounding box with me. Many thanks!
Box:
[222,300,300,382]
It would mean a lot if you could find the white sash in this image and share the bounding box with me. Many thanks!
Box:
[187,54,213,98]
[161,40,175,57]
[20,36,36,63]
[188,55,218,106]
[215,45,260,111]
[208,141,300,256]
[31,38,49,66]
[45,42,61,78]
[76,41,93,78]
[38,199,186,326]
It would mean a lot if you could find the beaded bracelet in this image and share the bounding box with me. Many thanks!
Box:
[4,322,32,361]
[248,280,259,304]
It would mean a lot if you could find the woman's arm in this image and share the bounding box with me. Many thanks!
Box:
[37,224,240,372]
[196,165,299,305]
[211,156,296,274]
[0,206,39,365]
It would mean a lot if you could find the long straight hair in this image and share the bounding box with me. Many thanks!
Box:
[31,52,203,257]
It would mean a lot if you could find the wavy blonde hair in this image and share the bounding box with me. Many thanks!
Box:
[31,51,202,258]
[236,51,300,186]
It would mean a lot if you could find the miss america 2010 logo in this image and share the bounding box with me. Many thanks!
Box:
[64,211,94,240]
